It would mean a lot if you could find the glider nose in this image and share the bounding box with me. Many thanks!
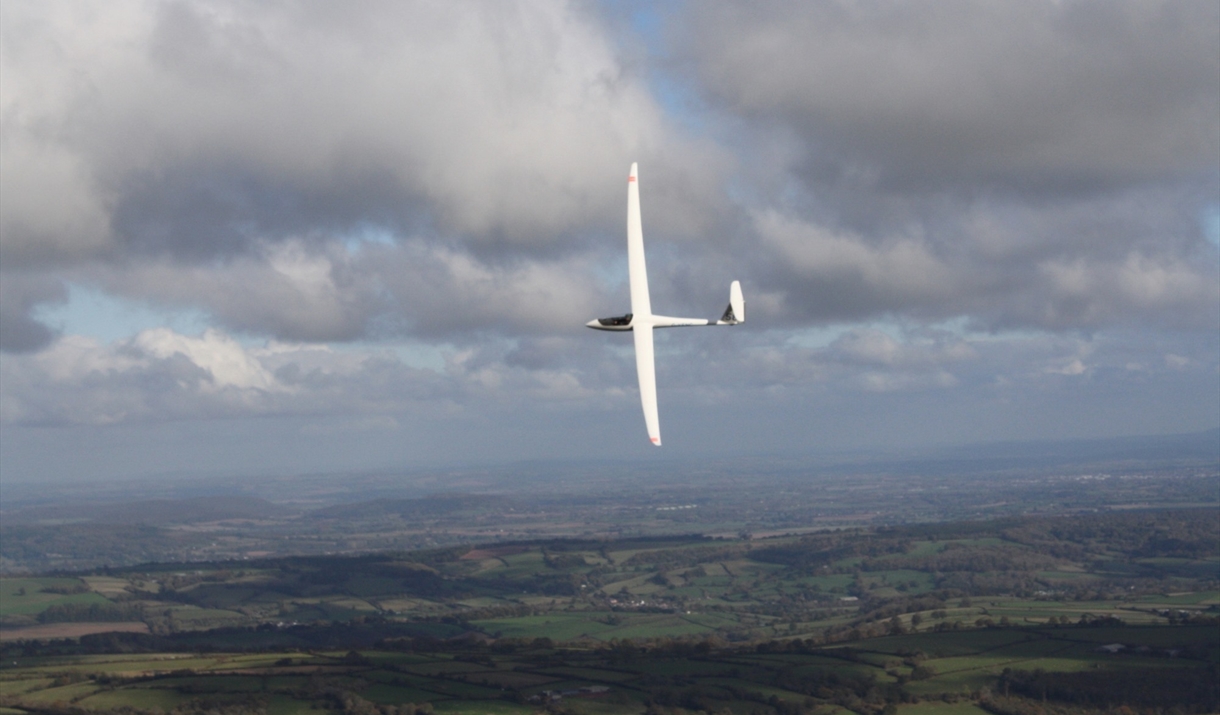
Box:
[585,319,600,329]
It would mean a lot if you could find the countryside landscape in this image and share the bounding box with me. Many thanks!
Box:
[2,436,1218,715]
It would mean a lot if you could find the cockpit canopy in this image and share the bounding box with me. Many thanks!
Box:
[597,313,633,326]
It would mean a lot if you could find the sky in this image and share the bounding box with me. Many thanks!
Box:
[1,0,1217,483]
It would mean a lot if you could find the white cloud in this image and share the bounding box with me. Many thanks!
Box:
[1046,358,1088,377]
[0,326,628,426]
[132,328,279,392]
[1164,354,1192,370]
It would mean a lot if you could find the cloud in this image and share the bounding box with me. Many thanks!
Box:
[0,275,66,353]
[0,0,727,347]
[755,210,961,317]
[754,204,1220,331]
[132,328,280,392]
[0,0,722,260]
[369,242,610,338]
[88,240,385,342]
[829,328,976,368]
[643,1,1220,339]
[77,237,615,342]
[679,0,1219,192]
[6,0,1213,349]
[0,1,1216,465]
[0,326,633,426]
[1,329,382,425]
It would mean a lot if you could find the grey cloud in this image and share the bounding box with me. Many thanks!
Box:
[0,0,727,343]
[368,242,613,339]
[752,190,1220,331]
[90,234,624,341]
[504,337,604,371]
[92,240,386,342]
[651,325,1219,416]
[680,0,1219,193]
[828,328,976,369]
[666,0,1219,332]
[108,164,422,262]
[0,312,58,354]
[0,276,66,353]
[94,236,619,342]
[1,0,721,263]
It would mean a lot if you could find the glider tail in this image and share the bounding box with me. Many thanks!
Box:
[717,280,745,325]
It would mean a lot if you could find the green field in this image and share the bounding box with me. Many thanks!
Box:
[0,578,112,618]
[1,626,1213,715]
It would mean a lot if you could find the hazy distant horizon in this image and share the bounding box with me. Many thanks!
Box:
[2,424,1214,488]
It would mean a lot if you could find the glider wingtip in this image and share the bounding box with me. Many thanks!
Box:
[650,436,661,446]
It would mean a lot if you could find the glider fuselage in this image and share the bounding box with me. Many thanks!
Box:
[586,314,715,331]
[587,314,634,330]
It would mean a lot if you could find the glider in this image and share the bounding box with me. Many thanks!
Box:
[587,163,744,446]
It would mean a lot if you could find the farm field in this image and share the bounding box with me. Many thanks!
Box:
[0,624,1215,715]
[1,508,1216,714]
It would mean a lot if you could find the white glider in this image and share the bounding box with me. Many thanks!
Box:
[587,163,744,446]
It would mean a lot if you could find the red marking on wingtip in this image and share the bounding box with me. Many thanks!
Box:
[628,176,636,182]
[650,436,660,444]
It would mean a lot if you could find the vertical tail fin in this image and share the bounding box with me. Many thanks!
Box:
[717,281,745,325]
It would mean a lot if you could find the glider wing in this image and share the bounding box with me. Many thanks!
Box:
[626,163,652,319]
[633,323,661,445]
